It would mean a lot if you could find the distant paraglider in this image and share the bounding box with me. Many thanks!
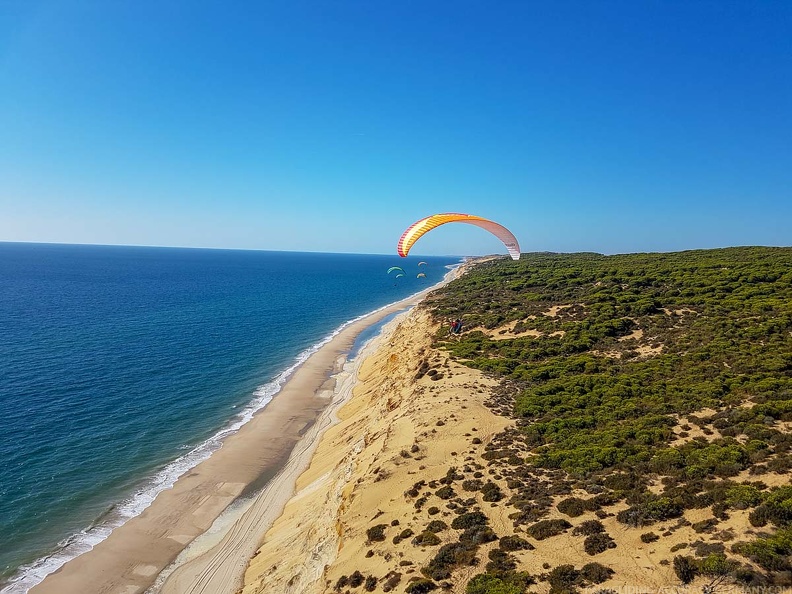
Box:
[418,261,428,267]
[395,273,405,278]
[397,213,520,261]
[387,266,406,275]
[417,272,426,279]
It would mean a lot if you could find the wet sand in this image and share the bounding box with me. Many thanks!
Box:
[30,267,466,594]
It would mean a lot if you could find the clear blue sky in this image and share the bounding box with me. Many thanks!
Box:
[1,1,790,256]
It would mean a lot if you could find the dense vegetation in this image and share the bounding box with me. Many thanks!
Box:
[423,248,792,591]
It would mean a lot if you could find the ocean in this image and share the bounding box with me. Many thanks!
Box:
[0,243,460,591]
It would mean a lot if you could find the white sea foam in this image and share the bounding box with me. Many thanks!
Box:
[1,262,462,594]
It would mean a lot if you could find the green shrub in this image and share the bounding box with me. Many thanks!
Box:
[580,562,614,584]
[465,573,525,594]
[364,575,377,591]
[486,549,517,572]
[753,485,792,527]
[698,553,737,577]
[349,571,364,587]
[382,571,401,592]
[583,533,616,555]
[557,497,587,517]
[460,525,498,545]
[692,518,718,533]
[426,520,448,533]
[526,519,571,540]
[436,485,455,500]
[452,511,489,529]
[405,578,438,593]
[482,482,504,502]
[463,479,483,491]
[547,565,580,593]
[413,530,442,546]
[499,535,534,551]
[366,524,387,542]
[334,575,349,590]
[725,484,763,509]
[393,528,414,544]
[673,556,698,584]
[734,526,792,571]
[572,520,604,536]
[616,497,683,527]
[423,541,477,580]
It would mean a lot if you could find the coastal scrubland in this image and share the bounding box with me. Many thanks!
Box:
[423,247,792,591]
[243,247,792,594]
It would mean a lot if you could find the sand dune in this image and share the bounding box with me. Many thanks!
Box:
[241,308,510,593]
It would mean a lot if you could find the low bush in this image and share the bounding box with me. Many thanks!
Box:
[698,553,738,577]
[725,484,763,509]
[584,533,616,555]
[527,519,572,540]
[466,573,534,594]
[460,525,498,545]
[616,498,683,527]
[349,571,364,587]
[405,578,438,593]
[547,564,581,593]
[499,535,534,551]
[366,524,387,542]
[413,531,442,546]
[673,556,698,584]
[486,549,517,572]
[334,575,349,590]
[693,518,719,533]
[436,486,455,500]
[734,526,792,571]
[557,497,587,517]
[748,486,792,528]
[580,562,614,584]
[382,571,401,592]
[426,520,448,533]
[482,482,504,502]
[463,479,483,491]
[393,528,414,544]
[423,541,477,580]
[572,520,605,536]
[452,511,489,530]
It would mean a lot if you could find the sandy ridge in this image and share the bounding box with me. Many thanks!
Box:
[241,306,510,593]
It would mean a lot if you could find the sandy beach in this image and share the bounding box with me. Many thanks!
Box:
[240,305,511,594]
[29,264,467,594]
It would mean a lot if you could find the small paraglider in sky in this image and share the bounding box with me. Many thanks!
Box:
[417,272,426,279]
[418,261,428,267]
[387,266,406,276]
[397,213,520,260]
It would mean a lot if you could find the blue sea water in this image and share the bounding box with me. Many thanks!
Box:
[0,243,459,590]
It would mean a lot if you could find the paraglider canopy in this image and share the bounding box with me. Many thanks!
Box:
[397,213,520,260]
[418,261,428,267]
[417,272,426,278]
[387,266,406,275]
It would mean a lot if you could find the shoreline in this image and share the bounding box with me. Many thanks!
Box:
[20,261,471,594]
[240,279,510,594]
[153,306,415,594]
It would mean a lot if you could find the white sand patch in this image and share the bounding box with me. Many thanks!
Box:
[619,328,644,342]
